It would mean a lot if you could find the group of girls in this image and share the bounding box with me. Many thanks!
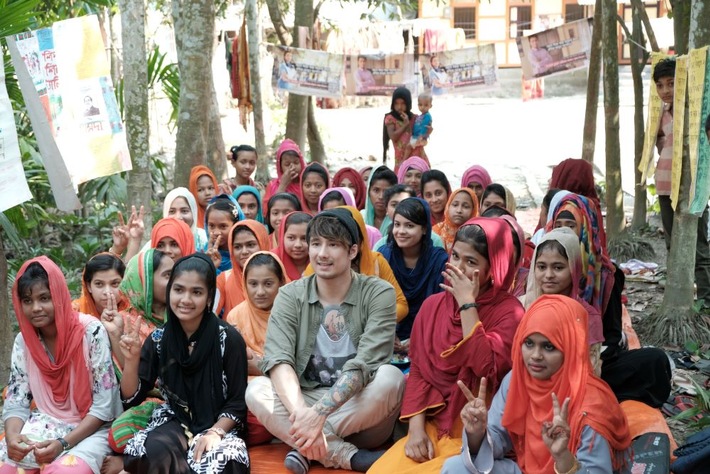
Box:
[2,132,672,474]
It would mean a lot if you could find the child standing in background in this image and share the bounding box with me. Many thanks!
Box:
[410,93,433,149]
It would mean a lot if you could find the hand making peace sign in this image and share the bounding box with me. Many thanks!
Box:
[206,233,222,268]
[100,292,124,337]
[542,392,571,458]
[458,377,488,438]
[119,316,143,362]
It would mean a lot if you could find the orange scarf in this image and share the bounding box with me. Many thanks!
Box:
[501,295,631,473]
[432,188,479,252]
[72,252,130,317]
[226,251,289,355]
[151,218,196,256]
[13,257,93,417]
[221,220,271,313]
[189,165,219,229]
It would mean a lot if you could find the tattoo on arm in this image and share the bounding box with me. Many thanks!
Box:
[312,370,364,417]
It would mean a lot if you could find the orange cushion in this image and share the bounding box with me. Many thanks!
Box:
[249,443,358,474]
[621,400,678,460]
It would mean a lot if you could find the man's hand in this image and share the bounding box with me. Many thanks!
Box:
[289,406,327,460]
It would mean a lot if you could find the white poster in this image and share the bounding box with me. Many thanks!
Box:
[0,55,33,212]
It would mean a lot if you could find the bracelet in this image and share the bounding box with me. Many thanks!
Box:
[56,437,71,451]
[206,427,226,438]
[458,302,478,313]
[553,457,579,474]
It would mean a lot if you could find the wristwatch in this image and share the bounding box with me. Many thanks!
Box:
[207,427,226,438]
[459,302,479,313]
[56,437,71,451]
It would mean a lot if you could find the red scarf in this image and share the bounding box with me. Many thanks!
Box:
[333,167,367,210]
[272,211,311,281]
[13,257,93,417]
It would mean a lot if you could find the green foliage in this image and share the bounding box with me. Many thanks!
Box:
[673,377,710,433]
[0,0,41,37]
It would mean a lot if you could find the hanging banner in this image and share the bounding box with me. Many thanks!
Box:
[7,15,131,196]
[639,53,672,185]
[344,53,417,96]
[273,46,344,98]
[517,18,593,81]
[687,47,707,204]
[690,48,710,215]
[0,55,33,212]
[670,55,688,210]
[420,44,499,96]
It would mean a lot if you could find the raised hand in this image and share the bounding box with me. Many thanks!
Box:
[100,292,124,337]
[111,211,129,255]
[458,377,488,439]
[440,263,480,308]
[206,234,222,268]
[542,393,571,458]
[119,316,143,362]
[127,205,145,241]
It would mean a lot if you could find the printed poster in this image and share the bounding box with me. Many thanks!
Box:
[7,15,131,191]
[517,18,594,81]
[0,55,33,212]
[690,48,710,215]
[344,53,417,96]
[670,55,688,210]
[273,46,344,99]
[420,44,499,96]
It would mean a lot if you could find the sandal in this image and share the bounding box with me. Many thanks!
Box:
[662,395,705,422]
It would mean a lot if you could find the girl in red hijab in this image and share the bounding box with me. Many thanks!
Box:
[272,211,312,281]
[442,295,631,474]
[333,167,367,210]
[264,139,307,205]
[2,257,122,473]
[370,218,525,474]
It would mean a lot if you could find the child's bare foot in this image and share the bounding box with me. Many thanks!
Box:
[100,454,124,474]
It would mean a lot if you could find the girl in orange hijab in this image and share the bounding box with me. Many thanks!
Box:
[72,252,130,317]
[215,220,271,317]
[442,295,630,474]
[188,165,218,230]
[433,188,479,253]
[150,217,196,261]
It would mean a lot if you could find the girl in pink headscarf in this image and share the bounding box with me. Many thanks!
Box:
[460,165,492,202]
[264,139,307,206]
[397,156,430,196]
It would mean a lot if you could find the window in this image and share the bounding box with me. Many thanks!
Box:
[454,7,476,40]
[509,5,532,38]
[565,4,586,22]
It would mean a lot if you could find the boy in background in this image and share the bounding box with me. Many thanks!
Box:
[653,58,710,308]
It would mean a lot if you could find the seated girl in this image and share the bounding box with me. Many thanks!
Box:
[363,165,398,233]
[300,162,330,215]
[369,218,524,474]
[72,252,129,318]
[264,138,306,205]
[162,187,209,251]
[460,165,492,203]
[320,188,382,249]
[119,254,249,473]
[265,193,301,248]
[480,184,516,216]
[273,211,312,281]
[523,227,605,375]
[205,195,245,274]
[421,170,451,226]
[332,167,366,210]
[442,295,631,474]
[215,220,271,317]
[189,165,218,230]
[232,185,264,223]
[1,257,122,474]
[397,156,430,196]
[150,217,196,262]
[433,188,479,252]
[379,198,448,352]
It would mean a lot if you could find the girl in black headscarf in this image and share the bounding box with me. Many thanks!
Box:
[382,87,429,172]
[119,253,249,474]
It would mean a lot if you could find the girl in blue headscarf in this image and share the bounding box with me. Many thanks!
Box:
[232,186,263,223]
[380,197,449,347]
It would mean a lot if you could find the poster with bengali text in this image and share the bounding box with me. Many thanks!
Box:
[0,55,33,212]
[273,46,343,99]
[517,18,593,81]
[420,45,499,96]
[8,15,131,188]
[690,48,710,215]
[344,53,417,96]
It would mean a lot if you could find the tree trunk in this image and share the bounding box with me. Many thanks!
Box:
[602,0,624,237]
[0,233,11,384]
[109,9,123,87]
[629,8,649,229]
[307,97,326,164]
[648,0,710,346]
[581,0,603,163]
[172,0,218,187]
[630,0,659,52]
[264,0,293,47]
[284,0,313,152]
[120,0,153,234]
[206,77,227,180]
[247,0,269,184]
